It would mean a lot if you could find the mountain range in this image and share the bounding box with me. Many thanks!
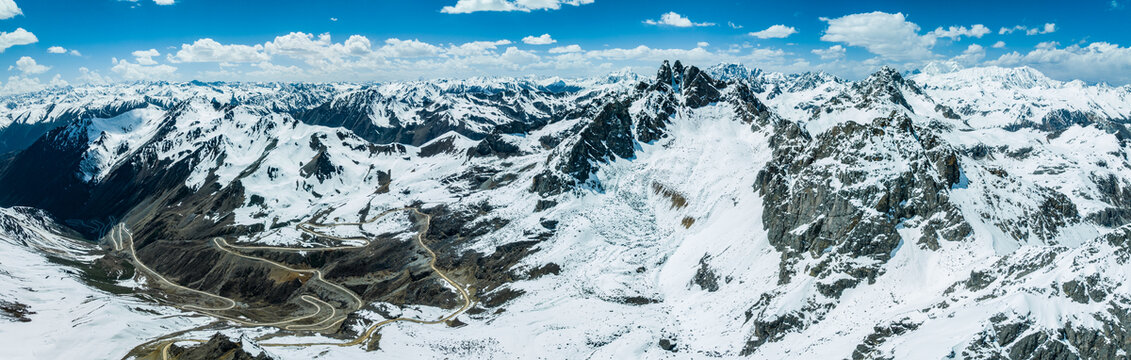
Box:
[2,60,1131,359]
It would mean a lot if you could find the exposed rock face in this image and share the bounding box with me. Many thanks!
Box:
[757,113,970,288]
[693,255,721,292]
[748,112,972,350]
[0,300,33,322]
[166,333,273,360]
[532,100,634,196]
[299,136,341,183]
[1089,174,1131,227]
[816,66,926,119]
[962,313,1131,360]
[533,60,738,196]
[851,319,920,359]
[468,133,522,158]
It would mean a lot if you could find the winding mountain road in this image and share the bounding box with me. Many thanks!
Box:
[121,206,474,359]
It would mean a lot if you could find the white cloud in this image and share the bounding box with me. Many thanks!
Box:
[245,61,305,79]
[0,28,37,53]
[441,0,594,14]
[992,41,1006,48]
[499,46,539,64]
[330,17,338,22]
[548,44,582,53]
[94,30,813,83]
[111,57,177,81]
[0,0,20,20]
[1000,23,1056,35]
[999,25,1025,34]
[0,75,66,95]
[261,32,377,66]
[644,12,714,27]
[819,12,935,61]
[77,67,110,84]
[748,24,798,39]
[169,38,270,63]
[47,46,66,54]
[131,49,161,65]
[697,41,709,48]
[447,39,512,56]
[582,44,785,67]
[12,56,48,74]
[987,41,1131,84]
[928,24,990,40]
[812,45,846,60]
[378,38,440,58]
[1031,23,1056,35]
[153,0,174,4]
[953,44,985,65]
[522,34,556,45]
[727,21,743,29]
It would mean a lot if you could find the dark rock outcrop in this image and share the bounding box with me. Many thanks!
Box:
[532,100,634,196]
[746,113,971,351]
[166,333,273,360]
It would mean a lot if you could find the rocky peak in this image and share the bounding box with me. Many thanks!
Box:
[747,112,971,351]
[656,60,674,86]
[847,66,926,112]
[532,99,634,196]
[650,60,725,108]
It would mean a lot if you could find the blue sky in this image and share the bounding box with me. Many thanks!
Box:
[0,0,1128,92]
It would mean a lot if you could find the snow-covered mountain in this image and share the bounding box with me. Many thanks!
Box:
[2,60,1131,359]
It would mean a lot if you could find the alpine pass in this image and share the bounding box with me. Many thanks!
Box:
[1,1,1131,359]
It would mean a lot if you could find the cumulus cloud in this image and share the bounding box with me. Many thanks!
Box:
[169,38,270,63]
[548,44,582,53]
[132,49,161,65]
[820,12,935,61]
[928,24,990,40]
[992,41,1006,48]
[0,74,69,95]
[378,38,441,58]
[441,0,594,14]
[748,25,798,39]
[812,45,846,60]
[0,0,21,20]
[1000,23,1056,35]
[96,30,811,82]
[644,12,714,27]
[111,57,177,81]
[1030,23,1056,35]
[447,39,512,56]
[987,41,1131,84]
[999,25,1024,34]
[154,0,174,4]
[12,56,48,74]
[953,44,985,65]
[727,21,743,29]
[522,34,556,45]
[77,67,110,84]
[47,46,66,54]
[0,28,37,53]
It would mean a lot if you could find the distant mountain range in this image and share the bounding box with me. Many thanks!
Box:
[2,60,1131,359]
